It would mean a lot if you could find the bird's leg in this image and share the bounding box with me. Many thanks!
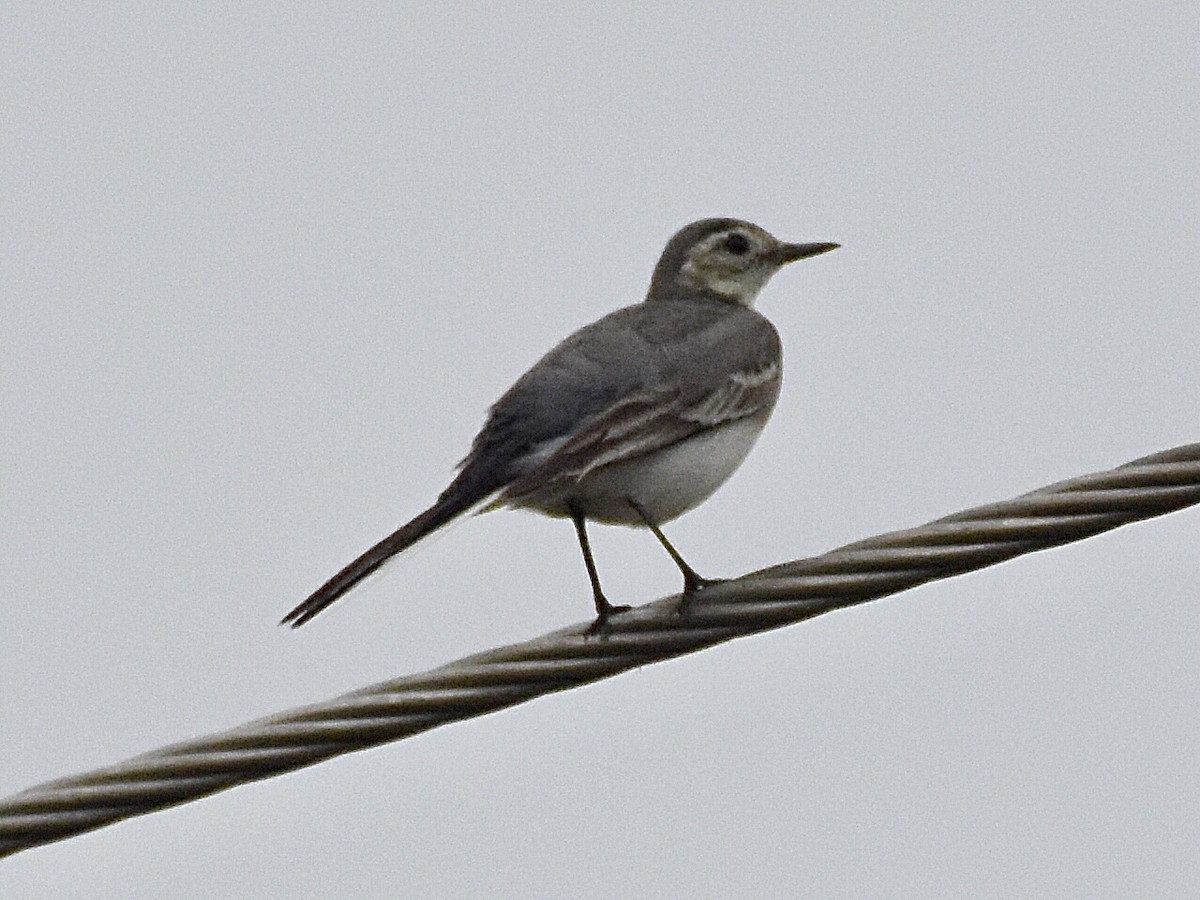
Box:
[626,498,723,609]
[569,501,630,633]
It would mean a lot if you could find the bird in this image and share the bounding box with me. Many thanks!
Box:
[282,218,838,630]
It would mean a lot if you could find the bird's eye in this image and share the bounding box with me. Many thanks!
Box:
[722,233,751,255]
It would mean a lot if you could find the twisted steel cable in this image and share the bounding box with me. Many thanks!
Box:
[2,442,1197,858]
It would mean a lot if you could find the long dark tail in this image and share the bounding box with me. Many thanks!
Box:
[281,475,494,628]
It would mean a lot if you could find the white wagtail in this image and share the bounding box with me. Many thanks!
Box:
[283,218,837,630]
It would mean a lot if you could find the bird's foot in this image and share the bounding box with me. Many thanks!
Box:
[585,598,632,636]
[677,573,726,614]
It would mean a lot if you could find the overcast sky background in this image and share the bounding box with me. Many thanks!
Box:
[3,4,1198,897]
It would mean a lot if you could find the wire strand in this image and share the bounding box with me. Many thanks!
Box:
[2,443,1197,858]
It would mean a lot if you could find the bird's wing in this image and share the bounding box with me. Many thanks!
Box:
[496,360,780,505]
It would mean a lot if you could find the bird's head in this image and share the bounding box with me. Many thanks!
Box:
[648,218,838,307]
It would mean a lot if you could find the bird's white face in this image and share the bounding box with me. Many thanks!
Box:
[677,223,784,307]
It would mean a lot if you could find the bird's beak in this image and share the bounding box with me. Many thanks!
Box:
[775,241,840,264]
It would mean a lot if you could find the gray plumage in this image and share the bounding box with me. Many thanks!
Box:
[283,218,836,627]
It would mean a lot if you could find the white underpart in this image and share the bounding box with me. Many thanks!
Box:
[563,414,771,525]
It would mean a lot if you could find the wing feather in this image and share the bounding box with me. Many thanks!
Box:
[496,362,780,506]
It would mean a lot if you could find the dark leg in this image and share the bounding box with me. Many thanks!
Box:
[569,501,630,632]
[627,498,723,599]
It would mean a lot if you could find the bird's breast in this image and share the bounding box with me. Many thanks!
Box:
[528,412,772,526]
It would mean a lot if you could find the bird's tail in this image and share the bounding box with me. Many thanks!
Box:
[281,473,498,628]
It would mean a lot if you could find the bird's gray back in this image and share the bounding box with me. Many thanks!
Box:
[460,298,781,487]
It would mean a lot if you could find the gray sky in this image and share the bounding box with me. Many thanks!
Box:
[3,4,1198,897]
